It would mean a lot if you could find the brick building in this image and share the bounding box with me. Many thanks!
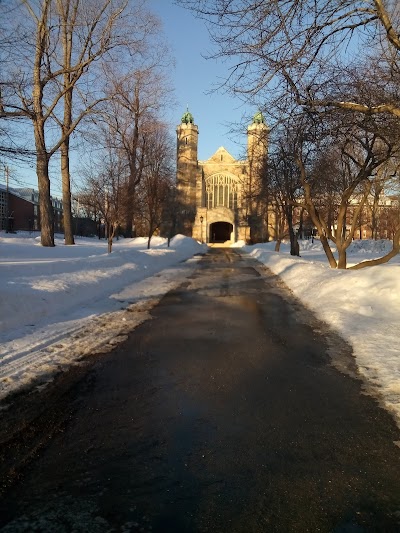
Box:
[0,185,63,232]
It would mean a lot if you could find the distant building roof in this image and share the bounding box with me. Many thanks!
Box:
[0,184,61,206]
[0,183,36,203]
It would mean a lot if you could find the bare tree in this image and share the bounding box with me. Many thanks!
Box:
[0,0,158,246]
[263,127,302,255]
[102,59,174,238]
[296,110,400,268]
[383,201,400,240]
[136,123,175,249]
[79,149,124,253]
[54,0,161,245]
[363,158,400,239]
[176,1,400,118]
[176,1,400,266]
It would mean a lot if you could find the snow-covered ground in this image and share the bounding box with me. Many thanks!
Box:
[0,232,206,403]
[1,231,399,431]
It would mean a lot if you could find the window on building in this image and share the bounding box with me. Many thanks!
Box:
[206,174,239,210]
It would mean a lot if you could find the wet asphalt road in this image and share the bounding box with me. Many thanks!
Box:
[0,248,400,532]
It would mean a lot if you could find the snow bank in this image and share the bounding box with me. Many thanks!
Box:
[242,239,400,427]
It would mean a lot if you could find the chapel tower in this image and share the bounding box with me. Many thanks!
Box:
[175,108,272,243]
[246,111,270,241]
[176,108,199,232]
[247,111,269,176]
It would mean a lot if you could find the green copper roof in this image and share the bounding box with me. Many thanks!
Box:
[181,106,194,124]
[253,111,266,124]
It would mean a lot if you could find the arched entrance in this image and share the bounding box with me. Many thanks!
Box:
[210,221,233,243]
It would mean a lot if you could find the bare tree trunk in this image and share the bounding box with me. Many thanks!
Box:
[319,234,337,267]
[60,10,75,246]
[147,210,156,248]
[273,208,286,252]
[286,207,299,256]
[337,181,372,268]
[35,143,54,247]
[298,160,338,267]
[336,201,348,268]
[107,223,117,253]
[308,207,337,267]
[298,207,304,239]
[31,0,54,247]
[61,136,75,244]
[327,202,334,238]
[337,244,347,269]
[125,172,136,237]
[350,227,400,269]
[371,184,383,240]
[124,98,141,238]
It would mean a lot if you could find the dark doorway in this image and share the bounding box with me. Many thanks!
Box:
[210,222,233,243]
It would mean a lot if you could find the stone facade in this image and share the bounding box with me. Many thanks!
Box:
[176,110,270,244]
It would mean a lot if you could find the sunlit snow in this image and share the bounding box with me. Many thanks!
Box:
[0,233,205,403]
[242,239,400,429]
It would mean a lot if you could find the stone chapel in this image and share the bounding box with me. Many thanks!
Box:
[176,109,271,244]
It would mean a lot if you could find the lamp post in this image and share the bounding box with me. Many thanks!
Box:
[200,215,204,244]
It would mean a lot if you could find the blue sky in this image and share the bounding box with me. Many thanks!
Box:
[5,0,253,195]
[150,0,252,161]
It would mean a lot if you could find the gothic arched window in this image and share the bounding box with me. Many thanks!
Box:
[205,174,239,210]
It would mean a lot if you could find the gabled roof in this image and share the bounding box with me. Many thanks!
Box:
[205,146,237,164]
[0,184,38,204]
